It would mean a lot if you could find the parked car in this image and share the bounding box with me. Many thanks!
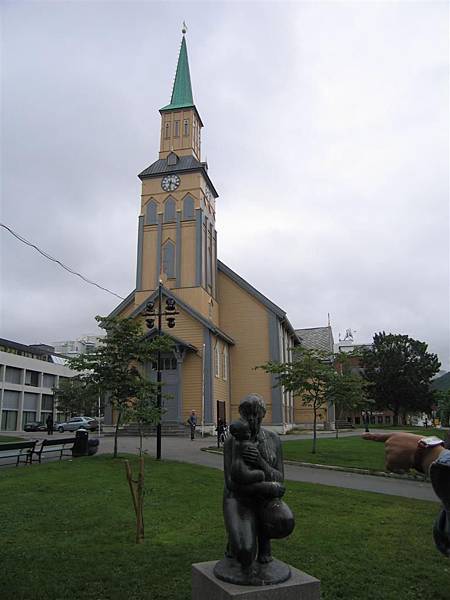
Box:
[54,417,98,433]
[24,421,47,432]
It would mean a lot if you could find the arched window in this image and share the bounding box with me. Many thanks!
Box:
[145,199,157,225]
[222,345,228,381]
[165,123,170,139]
[214,343,220,378]
[162,240,175,278]
[164,196,176,223]
[183,194,195,220]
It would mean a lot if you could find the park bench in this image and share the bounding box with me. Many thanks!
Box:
[0,440,37,466]
[33,437,76,463]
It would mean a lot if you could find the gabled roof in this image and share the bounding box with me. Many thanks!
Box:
[160,36,194,112]
[143,329,197,353]
[217,261,300,341]
[128,286,235,346]
[108,290,135,319]
[295,326,334,354]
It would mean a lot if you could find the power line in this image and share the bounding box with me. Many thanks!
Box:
[1,222,125,300]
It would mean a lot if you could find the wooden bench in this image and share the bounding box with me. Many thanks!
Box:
[0,440,37,466]
[33,437,76,463]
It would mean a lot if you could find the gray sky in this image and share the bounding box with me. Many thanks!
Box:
[1,1,449,370]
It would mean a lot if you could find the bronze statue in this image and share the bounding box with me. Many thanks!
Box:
[214,394,295,586]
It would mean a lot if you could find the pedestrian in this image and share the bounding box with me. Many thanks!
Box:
[46,413,54,436]
[187,410,197,440]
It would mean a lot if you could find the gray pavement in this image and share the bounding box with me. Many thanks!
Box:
[1,431,439,503]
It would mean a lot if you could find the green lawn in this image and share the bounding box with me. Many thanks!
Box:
[0,435,24,443]
[283,436,393,471]
[0,456,448,600]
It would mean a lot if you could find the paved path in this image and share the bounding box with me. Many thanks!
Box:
[2,431,439,502]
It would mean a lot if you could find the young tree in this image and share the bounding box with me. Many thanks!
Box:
[361,332,440,426]
[329,352,370,438]
[123,379,164,456]
[261,347,335,454]
[68,316,172,458]
[53,376,99,419]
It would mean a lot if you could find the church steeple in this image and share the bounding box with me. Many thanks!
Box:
[159,32,203,161]
[160,35,194,111]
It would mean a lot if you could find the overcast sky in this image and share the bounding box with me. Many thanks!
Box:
[1,1,449,369]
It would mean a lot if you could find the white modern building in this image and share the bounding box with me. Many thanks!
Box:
[52,335,104,358]
[0,338,78,431]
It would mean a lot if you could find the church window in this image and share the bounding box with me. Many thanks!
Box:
[183,119,189,136]
[145,199,157,225]
[222,346,228,381]
[183,195,195,220]
[164,196,176,222]
[174,120,180,137]
[165,122,170,139]
[162,240,175,278]
[214,343,220,378]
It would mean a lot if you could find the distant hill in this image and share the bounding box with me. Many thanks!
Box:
[431,372,450,392]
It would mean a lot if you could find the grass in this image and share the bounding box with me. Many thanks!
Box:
[0,435,24,443]
[283,436,392,471]
[0,455,449,599]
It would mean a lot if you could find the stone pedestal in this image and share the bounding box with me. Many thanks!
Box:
[192,561,320,600]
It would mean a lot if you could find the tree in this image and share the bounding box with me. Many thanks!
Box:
[330,352,370,438]
[53,376,99,419]
[68,315,172,458]
[123,379,164,456]
[260,346,335,454]
[436,389,450,427]
[361,332,440,426]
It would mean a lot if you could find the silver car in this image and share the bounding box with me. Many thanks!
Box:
[55,417,98,433]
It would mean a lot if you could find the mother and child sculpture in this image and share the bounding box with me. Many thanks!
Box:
[214,393,295,586]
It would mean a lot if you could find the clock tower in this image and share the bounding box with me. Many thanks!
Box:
[135,32,219,323]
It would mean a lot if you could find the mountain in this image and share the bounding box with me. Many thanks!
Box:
[431,372,450,392]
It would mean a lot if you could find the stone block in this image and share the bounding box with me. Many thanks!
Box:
[192,561,320,599]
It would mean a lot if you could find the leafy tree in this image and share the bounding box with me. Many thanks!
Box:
[436,389,450,427]
[330,352,370,438]
[53,376,100,419]
[361,332,440,426]
[123,379,164,456]
[260,346,335,454]
[68,316,173,458]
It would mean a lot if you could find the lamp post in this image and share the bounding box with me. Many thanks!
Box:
[143,281,178,460]
[364,408,370,433]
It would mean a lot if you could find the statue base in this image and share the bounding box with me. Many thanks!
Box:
[192,561,321,599]
[214,556,291,586]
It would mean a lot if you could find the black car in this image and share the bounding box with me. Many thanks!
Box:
[24,421,47,432]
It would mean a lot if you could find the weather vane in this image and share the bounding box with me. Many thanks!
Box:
[182,21,187,35]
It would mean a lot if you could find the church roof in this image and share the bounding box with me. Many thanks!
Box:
[160,36,194,112]
[295,326,334,353]
[138,155,218,198]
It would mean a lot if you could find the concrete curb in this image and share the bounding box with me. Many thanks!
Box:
[200,447,428,483]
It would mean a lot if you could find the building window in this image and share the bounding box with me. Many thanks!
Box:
[42,395,54,411]
[151,357,177,370]
[377,416,383,424]
[385,415,391,424]
[222,346,228,381]
[165,122,170,139]
[42,373,56,389]
[354,416,361,425]
[162,240,175,278]
[4,366,21,384]
[214,344,220,378]
[25,370,39,387]
[164,196,176,223]
[174,120,180,137]
[22,411,37,428]
[1,410,18,431]
[145,199,158,225]
[183,119,189,136]
[183,195,195,220]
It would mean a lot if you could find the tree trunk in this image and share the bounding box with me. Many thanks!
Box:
[312,406,317,454]
[113,409,122,459]
[124,458,145,544]
[393,411,399,427]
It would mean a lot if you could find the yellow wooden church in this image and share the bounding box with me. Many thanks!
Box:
[108,33,330,432]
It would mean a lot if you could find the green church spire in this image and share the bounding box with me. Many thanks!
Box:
[160,35,194,112]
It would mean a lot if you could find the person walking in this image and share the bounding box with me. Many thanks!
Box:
[187,410,197,440]
[46,413,54,436]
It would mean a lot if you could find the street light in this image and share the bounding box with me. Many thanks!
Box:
[143,281,178,460]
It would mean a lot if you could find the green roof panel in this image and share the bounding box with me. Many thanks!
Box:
[160,36,194,112]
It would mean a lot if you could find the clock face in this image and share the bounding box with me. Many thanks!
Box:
[161,174,180,192]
